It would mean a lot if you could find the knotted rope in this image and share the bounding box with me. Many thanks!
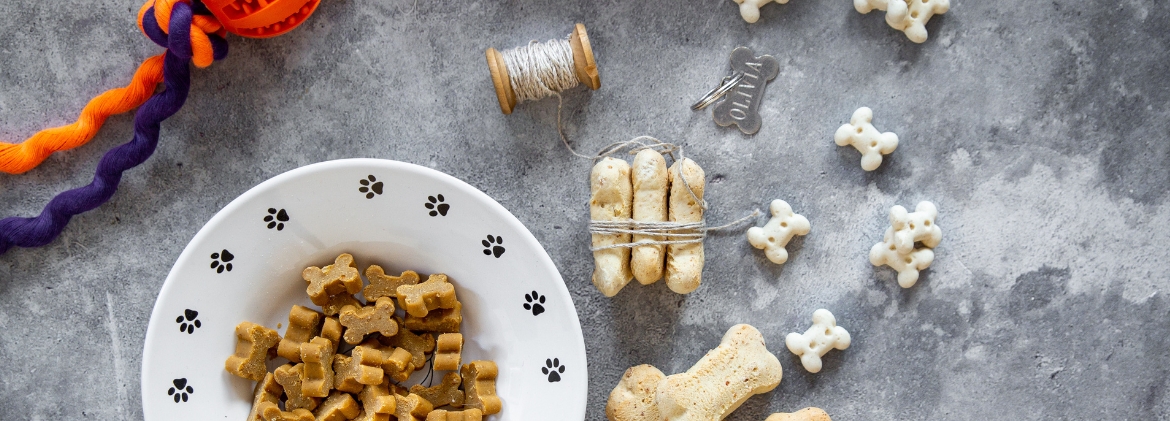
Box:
[0,0,229,254]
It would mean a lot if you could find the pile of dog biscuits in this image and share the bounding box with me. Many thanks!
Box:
[225,253,500,421]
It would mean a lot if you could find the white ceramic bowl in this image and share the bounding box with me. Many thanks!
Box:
[141,159,587,420]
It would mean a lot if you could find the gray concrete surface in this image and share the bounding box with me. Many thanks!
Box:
[2,0,1169,419]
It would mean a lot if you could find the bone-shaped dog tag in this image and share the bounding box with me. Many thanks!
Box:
[713,47,780,135]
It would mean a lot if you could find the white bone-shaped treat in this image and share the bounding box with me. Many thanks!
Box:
[853,0,888,14]
[785,309,850,373]
[835,107,898,171]
[731,0,790,23]
[656,324,783,421]
[869,227,935,288]
[854,0,950,43]
[747,200,810,265]
[886,0,950,43]
[606,364,666,421]
[888,201,941,255]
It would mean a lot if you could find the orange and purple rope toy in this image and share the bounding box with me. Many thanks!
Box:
[0,0,320,254]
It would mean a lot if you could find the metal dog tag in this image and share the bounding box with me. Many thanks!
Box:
[713,47,780,135]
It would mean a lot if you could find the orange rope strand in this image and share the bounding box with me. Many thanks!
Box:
[0,54,165,174]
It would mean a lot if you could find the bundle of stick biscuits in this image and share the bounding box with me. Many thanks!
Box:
[224,253,499,421]
[590,150,706,296]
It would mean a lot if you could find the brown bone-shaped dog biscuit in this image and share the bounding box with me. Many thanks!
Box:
[256,402,315,421]
[314,391,362,421]
[278,305,322,362]
[410,372,464,408]
[394,393,435,421]
[300,337,336,398]
[321,316,343,352]
[364,266,419,301]
[303,253,362,306]
[334,345,386,393]
[248,372,283,421]
[461,361,502,415]
[339,298,398,344]
[321,292,362,317]
[405,302,462,333]
[225,321,281,381]
[356,379,396,421]
[425,409,483,421]
[379,318,435,370]
[360,337,415,382]
[274,363,320,412]
[396,274,457,318]
[432,333,464,372]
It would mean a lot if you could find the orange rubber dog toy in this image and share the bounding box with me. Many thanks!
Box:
[202,0,321,38]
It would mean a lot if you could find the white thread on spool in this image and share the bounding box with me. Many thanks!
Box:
[501,39,580,103]
[486,23,601,114]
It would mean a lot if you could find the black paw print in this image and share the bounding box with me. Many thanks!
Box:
[264,208,289,230]
[523,291,546,316]
[542,358,565,383]
[481,235,505,258]
[425,194,450,217]
[175,309,201,334]
[168,378,194,403]
[210,249,234,273]
[359,175,383,199]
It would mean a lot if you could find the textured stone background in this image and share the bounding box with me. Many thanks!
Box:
[1,0,1168,419]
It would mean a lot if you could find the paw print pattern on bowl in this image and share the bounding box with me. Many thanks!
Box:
[482,235,505,258]
[176,309,201,334]
[542,358,565,383]
[210,250,234,273]
[425,194,450,217]
[168,378,194,403]
[524,291,545,316]
[264,208,289,230]
[359,175,383,199]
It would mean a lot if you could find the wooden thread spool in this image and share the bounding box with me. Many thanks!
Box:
[485,23,601,114]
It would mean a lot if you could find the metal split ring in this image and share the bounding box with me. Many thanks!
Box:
[691,71,745,111]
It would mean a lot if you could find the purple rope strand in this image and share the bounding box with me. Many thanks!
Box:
[0,2,224,254]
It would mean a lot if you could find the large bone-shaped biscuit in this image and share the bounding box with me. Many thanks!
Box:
[655,324,783,420]
[835,107,898,171]
[766,407,833,421]
[747,200,810,265]
[606,364,665,421]
[888,201,941,255]
[785,309,850,373]
[278,305,322,362]
[339,297,398,344]
[396,274,458,318]
[713,47,780,135]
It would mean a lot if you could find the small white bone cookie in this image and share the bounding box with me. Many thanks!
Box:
[656,324,783,420]
[835,107,898,171]
[605,364,666,421]
[747,200,810,265]
[854,0,950,43]
[591,157,634,297]
[887,201,941,255]
[785,309,850,373]
[869,228,935,288]
[731,0,791,23]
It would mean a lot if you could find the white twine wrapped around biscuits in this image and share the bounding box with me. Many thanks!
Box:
[585,137,759,296]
